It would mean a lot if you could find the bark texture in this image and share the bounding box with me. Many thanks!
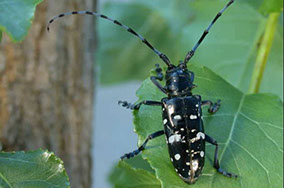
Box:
[0,0,96,187]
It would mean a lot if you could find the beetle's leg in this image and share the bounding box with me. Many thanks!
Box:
[149,63,167,94]
[202,99,221,113]
[188,70,195,83]
[121,130,164,160]
[150,76,167,94]
[193,94,201,100]
[205,134,238,178]
[154,64,164,81]
[118,100,162,110]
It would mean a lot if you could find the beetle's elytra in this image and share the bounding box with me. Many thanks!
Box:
[48,0,237,184]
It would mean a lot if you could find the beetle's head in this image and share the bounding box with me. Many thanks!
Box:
[165,62,196,97]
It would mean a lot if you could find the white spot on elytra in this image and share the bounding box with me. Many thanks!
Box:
[163,119,168,124]
[173,115,182,120]
[190,115,197,119]
[191,129,196,132]
[186,162,190,166]
[188,171,191,176]
[175,168,178,172]
[195,104,199,107]
[168,105,174,114]
[196,132,205,139]
[169,134,181,144]
[171,158,173,162]
[180,128,185,131]
[192,160,198,171]
[186,150,189,153]
[174,154,181,160]
[200,151,205,157]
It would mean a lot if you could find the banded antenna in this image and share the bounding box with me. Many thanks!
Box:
[183,0,234,65]
[47,11,173,67]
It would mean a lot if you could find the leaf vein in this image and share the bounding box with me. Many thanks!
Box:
[0,172,12,188]
[0,157,37,164]
[240,112,283,152]
[228,147,243,188]
[231,140,272,188]
[261,122,283,130]
[219,95,245,161]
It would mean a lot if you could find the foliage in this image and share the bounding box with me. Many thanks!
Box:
[0,149,70,188]
[97,0,283,100]
[109,156,161,188]
[122,65,282,188]
[0,0,42,42]
[259,0,283,14]
[105,0,283,187]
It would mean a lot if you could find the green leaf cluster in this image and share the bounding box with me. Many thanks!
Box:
[0,0,42,42]
[0,149,70,187]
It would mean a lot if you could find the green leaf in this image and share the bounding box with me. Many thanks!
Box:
[0,149,70,188]
[133,65,283,187]
[259,0,283,14]
[239,0,283,14]
[98,0,283,100]
[0,0,43,42]
[109,156,161,188]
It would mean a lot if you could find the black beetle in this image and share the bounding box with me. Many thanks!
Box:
[47,0,237,184]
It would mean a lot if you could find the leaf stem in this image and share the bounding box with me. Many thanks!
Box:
[248,13,280,94]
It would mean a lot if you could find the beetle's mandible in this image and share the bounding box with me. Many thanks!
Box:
[48,0,237,184]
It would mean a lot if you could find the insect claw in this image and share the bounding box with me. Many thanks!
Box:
[118,100,130,108]
[208,100,221,113]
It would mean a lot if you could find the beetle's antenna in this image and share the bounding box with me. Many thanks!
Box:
[184,0,234,64]
[47,11,173,67]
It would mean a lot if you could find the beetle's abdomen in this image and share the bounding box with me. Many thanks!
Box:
[162,96,205,184]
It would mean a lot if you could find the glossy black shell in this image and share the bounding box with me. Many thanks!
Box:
[162,96,205,184]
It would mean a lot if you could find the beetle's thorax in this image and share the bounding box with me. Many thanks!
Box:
[165,64,195,97]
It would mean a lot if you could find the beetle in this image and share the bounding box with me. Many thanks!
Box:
[48,0,237,184]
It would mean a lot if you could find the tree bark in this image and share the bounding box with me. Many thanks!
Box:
[0,0,96,187]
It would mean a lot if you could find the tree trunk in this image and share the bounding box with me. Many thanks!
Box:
[0,0,96,187]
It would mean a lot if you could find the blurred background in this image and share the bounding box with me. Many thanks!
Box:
[0,0,282,187]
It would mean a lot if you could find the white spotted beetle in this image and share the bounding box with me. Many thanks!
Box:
[48,0,237,184]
